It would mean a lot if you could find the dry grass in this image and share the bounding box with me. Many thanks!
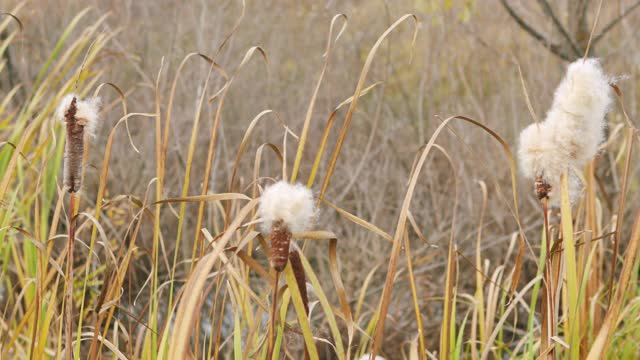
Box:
[2,0,640,359]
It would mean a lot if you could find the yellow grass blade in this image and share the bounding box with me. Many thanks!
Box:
[587,205,640,358]
[319,14,417,199]
[560,171,580,359]
[290,14,347,183]
[283,263,319,359]
[168,198,258,357]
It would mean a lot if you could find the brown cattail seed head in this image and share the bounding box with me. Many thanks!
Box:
[269,220,292,272]
[62,97,83,193]
[534,175,552,201]
[56,94,101,193]
[288,250,309,314]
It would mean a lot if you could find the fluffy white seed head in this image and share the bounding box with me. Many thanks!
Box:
[518,58,612,206]
[545,58,612,163]
[258,181,315,235]
[56,94,75,123]
[56,93,102,138]
[519,122,581,205]
[518,122,555,181]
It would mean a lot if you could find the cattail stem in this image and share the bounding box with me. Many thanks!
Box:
[268,272,280,360]
[542,199,551,269]
[540,197,555,358]
[65,192,77,360]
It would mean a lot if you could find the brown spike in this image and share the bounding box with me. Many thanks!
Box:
[269,220,291,272]
[535,175,552,201]
[63,97,85,193]
[289,250,309,315]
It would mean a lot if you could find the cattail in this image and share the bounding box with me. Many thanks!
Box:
[56,93,100,360]
[518,58,612,206]
[519,121,582,205]
[56,94,101,193]
[258,181,315,272]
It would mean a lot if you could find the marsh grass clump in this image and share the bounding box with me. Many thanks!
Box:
[519,58,613,206]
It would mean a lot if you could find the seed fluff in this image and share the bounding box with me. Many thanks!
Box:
[518,58,612,206]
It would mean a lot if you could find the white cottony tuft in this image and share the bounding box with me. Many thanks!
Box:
[258,180,315,234]
[518,122,582,205]
[519,121,555,181]
[56,94,75,124]
[56,93,102,138]
[545,58,612,163]
[518,58,613,206]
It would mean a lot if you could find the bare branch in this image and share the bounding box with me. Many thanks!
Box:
[593,0,640,45]
[500,0,572,61]
[536,0,583,57]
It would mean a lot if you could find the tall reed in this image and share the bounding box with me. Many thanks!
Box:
[56,94,100,359]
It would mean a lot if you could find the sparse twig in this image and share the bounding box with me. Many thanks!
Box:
[592,0,640,46]
[536,0,583,56]
[500,0,573,61]
[583,0,604,58]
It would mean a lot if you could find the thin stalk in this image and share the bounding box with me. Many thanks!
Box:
[65,192,77,360]
[560,172,580,359]
[540,198,555,358]
[268,272,280,359]
[404,231,426,360]
[607,129,635,306]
